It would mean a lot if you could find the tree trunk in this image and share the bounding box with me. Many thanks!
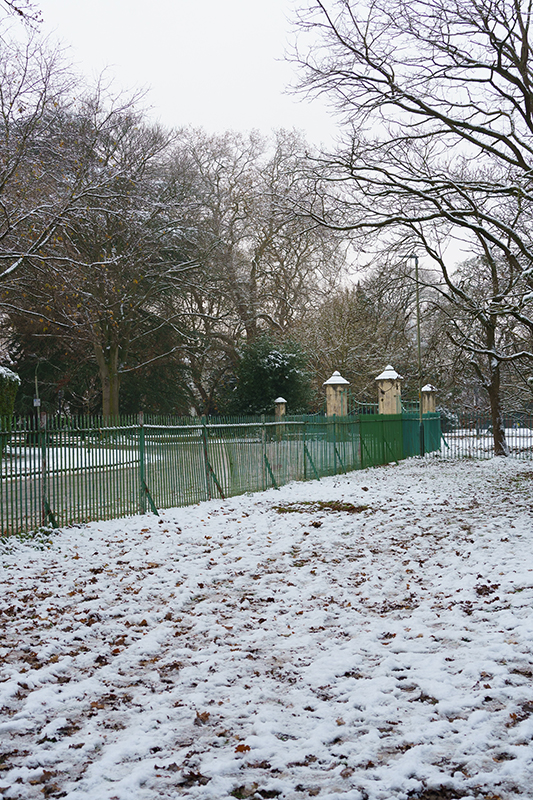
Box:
[94,344,120,418]
[482,308,509,457]
[487,362,509,457]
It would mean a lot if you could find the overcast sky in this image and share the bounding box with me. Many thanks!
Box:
[34,0,339,147]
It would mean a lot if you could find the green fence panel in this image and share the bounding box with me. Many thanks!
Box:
[0,411,446,536]
[144,423,207,508]
[424,414,442,454]
[358,414,399,466]
[402,414,420,458]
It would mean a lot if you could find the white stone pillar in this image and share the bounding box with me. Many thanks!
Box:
[323,371,350,417]
[421,384,437,414]
[375,365,403,414]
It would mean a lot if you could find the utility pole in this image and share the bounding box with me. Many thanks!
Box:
[410,254,425,457]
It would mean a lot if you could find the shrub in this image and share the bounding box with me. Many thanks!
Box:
[0,367,20,417]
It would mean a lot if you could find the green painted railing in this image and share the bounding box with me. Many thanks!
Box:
[0,412,441,535]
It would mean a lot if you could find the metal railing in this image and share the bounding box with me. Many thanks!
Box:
[437,412,533,460]
[347,391,379,415]
[401,400,421,413]
[0,412,442,536]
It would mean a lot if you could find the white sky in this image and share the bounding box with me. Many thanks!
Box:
[33,0,339,147]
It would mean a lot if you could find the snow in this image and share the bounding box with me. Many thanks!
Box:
[375,366,402,382]
[323,371,350,386]
[1,457,533,799]
[0,366,20,383]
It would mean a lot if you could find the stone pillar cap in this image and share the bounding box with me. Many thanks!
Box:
[323,370,350,386]
[274,397,287,404]
[421,384,437,393]
[375,365,403,381]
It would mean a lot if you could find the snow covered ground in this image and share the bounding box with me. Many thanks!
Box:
[1,457,533,800]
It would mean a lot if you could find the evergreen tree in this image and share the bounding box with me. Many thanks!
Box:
[227,336,310,415]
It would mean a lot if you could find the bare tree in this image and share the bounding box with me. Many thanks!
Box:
[0,31,77,278]
[0,29,203,416]
[3,108,197,417]
[423,256,533,415]
[0,30,170,284]
[293,0,533,454]
[172,127,347,413]
[1,0,41,23]
[297,267,416,406]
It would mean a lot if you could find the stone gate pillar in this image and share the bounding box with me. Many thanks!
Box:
[375,365,403,414]
[323,371,350,417]
[275,397,287,418]
[421,384,437,414]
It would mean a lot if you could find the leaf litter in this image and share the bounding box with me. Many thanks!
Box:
[1,458,533,799]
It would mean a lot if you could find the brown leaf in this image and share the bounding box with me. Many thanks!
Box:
[29,770,56,785]
[341,767,354,778]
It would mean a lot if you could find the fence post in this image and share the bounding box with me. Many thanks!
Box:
[139,411,146,514]
[303,420,307,481]
[138,411,159,514]
[261,415,266,491]
[40,411,46,527]
[39,411,57,527]
[333,414,337,473]
[201,417,211,500]
[358,415,363,469]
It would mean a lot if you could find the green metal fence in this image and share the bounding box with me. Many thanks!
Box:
[438,411,533,460]
[0,412,441,535]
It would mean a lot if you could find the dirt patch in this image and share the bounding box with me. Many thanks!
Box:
[273,501,369,514]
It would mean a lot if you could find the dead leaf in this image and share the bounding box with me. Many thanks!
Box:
[29,770,56,785]
[341,767,354,778]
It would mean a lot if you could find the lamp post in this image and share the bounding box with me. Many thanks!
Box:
[409,253,425,457]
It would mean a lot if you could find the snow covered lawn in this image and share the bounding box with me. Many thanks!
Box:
[1,458,533,800]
